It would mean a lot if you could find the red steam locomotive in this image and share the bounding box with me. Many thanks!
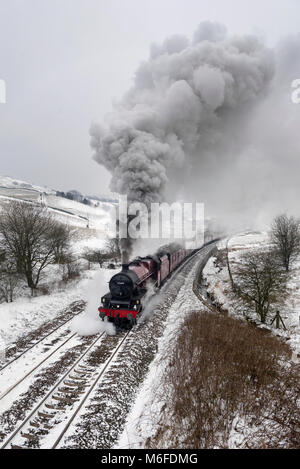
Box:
[98,245,194,328]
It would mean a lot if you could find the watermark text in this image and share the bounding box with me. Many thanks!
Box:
[109,196,204,249]
[291,79,300,104]
[0,79,6,104]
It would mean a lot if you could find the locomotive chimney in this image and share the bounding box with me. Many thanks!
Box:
[122,264,129,271]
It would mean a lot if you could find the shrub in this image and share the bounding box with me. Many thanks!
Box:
[146,311,299,449]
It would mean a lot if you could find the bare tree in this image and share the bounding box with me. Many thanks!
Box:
[82,238,121,270]
[82,248,106,268]
[51,224,72,264]
[105,237,121,262]
[234,250,287,324]
[0,252,22,303]
[271,214,300,271]
[58,251,80,281]
[0,201,71,291]
[82,249,93,270]
[64,259,80,280]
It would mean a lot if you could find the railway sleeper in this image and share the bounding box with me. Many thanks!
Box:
[52,395,78,404]
[78,364,91,370]
[45,403,65,411]
[73,369,87,376]
[11,444,26,449]
[63,382,87,389]
[60,390,85,397]
[58,386,85,394]
[37,411,54,419]
[21,432,38,441]
[29,421,40,429]
[42,424,53,431]
[69,375,87,382]
[59,389,85,398]
[63,380,80,387]
[30,420,51,433]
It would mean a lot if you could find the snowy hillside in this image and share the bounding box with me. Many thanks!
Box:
[0,175,116,234]
[0,175,55,194]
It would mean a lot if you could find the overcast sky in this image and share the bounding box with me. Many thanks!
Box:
[0,0,300,195]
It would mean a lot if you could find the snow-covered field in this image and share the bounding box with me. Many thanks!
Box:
[0,175,55,194]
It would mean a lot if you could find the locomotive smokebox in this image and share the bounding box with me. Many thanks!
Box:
[109,266,139,299]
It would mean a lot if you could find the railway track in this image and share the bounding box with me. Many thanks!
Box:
[1,329,132,449]
[0,302,87,403]
[0,331,77,401]
[1,300,85,373]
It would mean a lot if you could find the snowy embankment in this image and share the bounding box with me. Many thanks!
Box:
[203,232,300,358]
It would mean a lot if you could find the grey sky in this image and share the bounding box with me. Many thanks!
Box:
[0,0,299,195]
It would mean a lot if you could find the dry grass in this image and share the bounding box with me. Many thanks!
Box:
[146,311,300,449]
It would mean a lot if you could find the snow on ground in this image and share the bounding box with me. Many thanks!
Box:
[45,194,114,231]
[203,231,300,359]
[72,231,107,255]
[0,192,114,232]
[0,174,116,232]
[227,231,269,249]
[116,256,206,449]
[0,175,55,194]
[0,266,115,349]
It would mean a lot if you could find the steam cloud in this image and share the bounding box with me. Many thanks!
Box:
[71,270,116,336]
[90,21,300,239]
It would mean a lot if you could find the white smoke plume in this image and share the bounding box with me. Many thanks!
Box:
[90,21,300,234]
[139,281,164,323]
[71,270,116,336]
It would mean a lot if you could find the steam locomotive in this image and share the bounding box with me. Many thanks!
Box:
[98,245,195,328]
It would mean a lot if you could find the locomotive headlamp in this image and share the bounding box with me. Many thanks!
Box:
[101,297,105,303]
[133,305,137,310]
[136,300,140,304]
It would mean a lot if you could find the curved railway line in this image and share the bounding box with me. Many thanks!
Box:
[1,243,218,450]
